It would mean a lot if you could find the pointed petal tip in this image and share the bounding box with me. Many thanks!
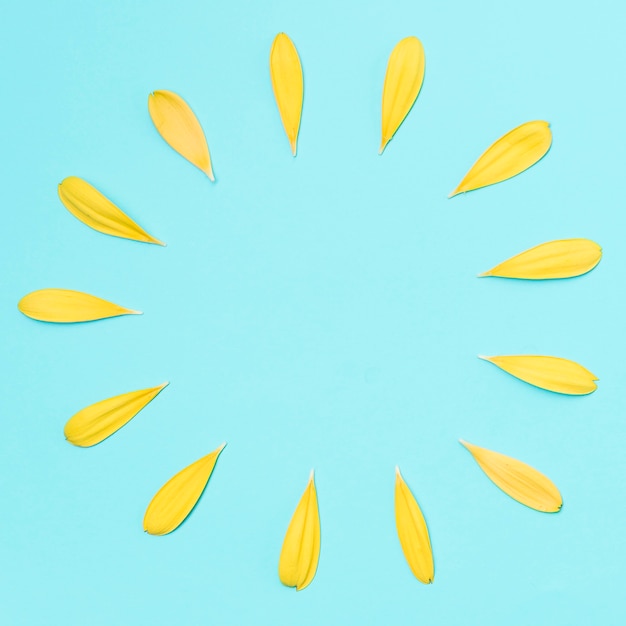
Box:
[127,309,143,316]
[448,188,460,198]
[477,354,491,361]
[308,468,315,481]
[477,271,490,278]
[289,138,297,156]
[378,140,387,155]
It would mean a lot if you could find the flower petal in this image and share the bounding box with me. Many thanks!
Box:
[479,354,598,395]
[144,443,226,536]
[278,470,320,591]
[58,177,164,245]
[460,440,562,512]
[18,289,141,323]
[64,383,169,447]
[394,467,434,584]
[148,90,214,180]
[479,239,601,279]
[450,121,552,196]
[380,37,425,154]
[270,33,304,156]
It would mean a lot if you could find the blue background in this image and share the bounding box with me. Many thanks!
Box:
[1,1,624,624]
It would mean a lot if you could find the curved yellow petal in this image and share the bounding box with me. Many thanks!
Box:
[479,354,597,395]
[394,467,434,584]
[278,470,320,591]
[380,36,425,154]
[460,440,562,512]
[18,289,141,323]
[450,120,552,197]
[479,238,602,279]
[148,90,214,181]
[143,443,226,536]
[64,383,169,447]
[270,33,303,156]
[58,177,164,245]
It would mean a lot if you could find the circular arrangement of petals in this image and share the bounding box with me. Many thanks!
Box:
[19,31,602,592]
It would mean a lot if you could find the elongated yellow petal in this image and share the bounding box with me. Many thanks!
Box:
[479,238,602,279]
[450,120,552,197]
[148,90,214,181]
[380,36,425,154]
[278,470,320,591]
[394,467,434,584]
[18,289,141,323]
[460,440,562,512]
[144,443,226,536]
[58,177,164,245]
[479,354,597,395]
[270,33,303,156]
[64,383,169,447]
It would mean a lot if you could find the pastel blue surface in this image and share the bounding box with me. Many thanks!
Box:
[1,1,625,624]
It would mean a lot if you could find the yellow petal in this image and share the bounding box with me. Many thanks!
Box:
[479,354,597,395]
[278,470,320,591]
[143,443,226,536]
[58,177,164,245]
[450,120,552,197]
[148,90,214,181]
[394,467,434,584]
[380,36,425,154]
[18,289,141,323]
[270,33,303,156]
[460,440,562,512]
[64,383,169,447]
[479,238,602,279]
